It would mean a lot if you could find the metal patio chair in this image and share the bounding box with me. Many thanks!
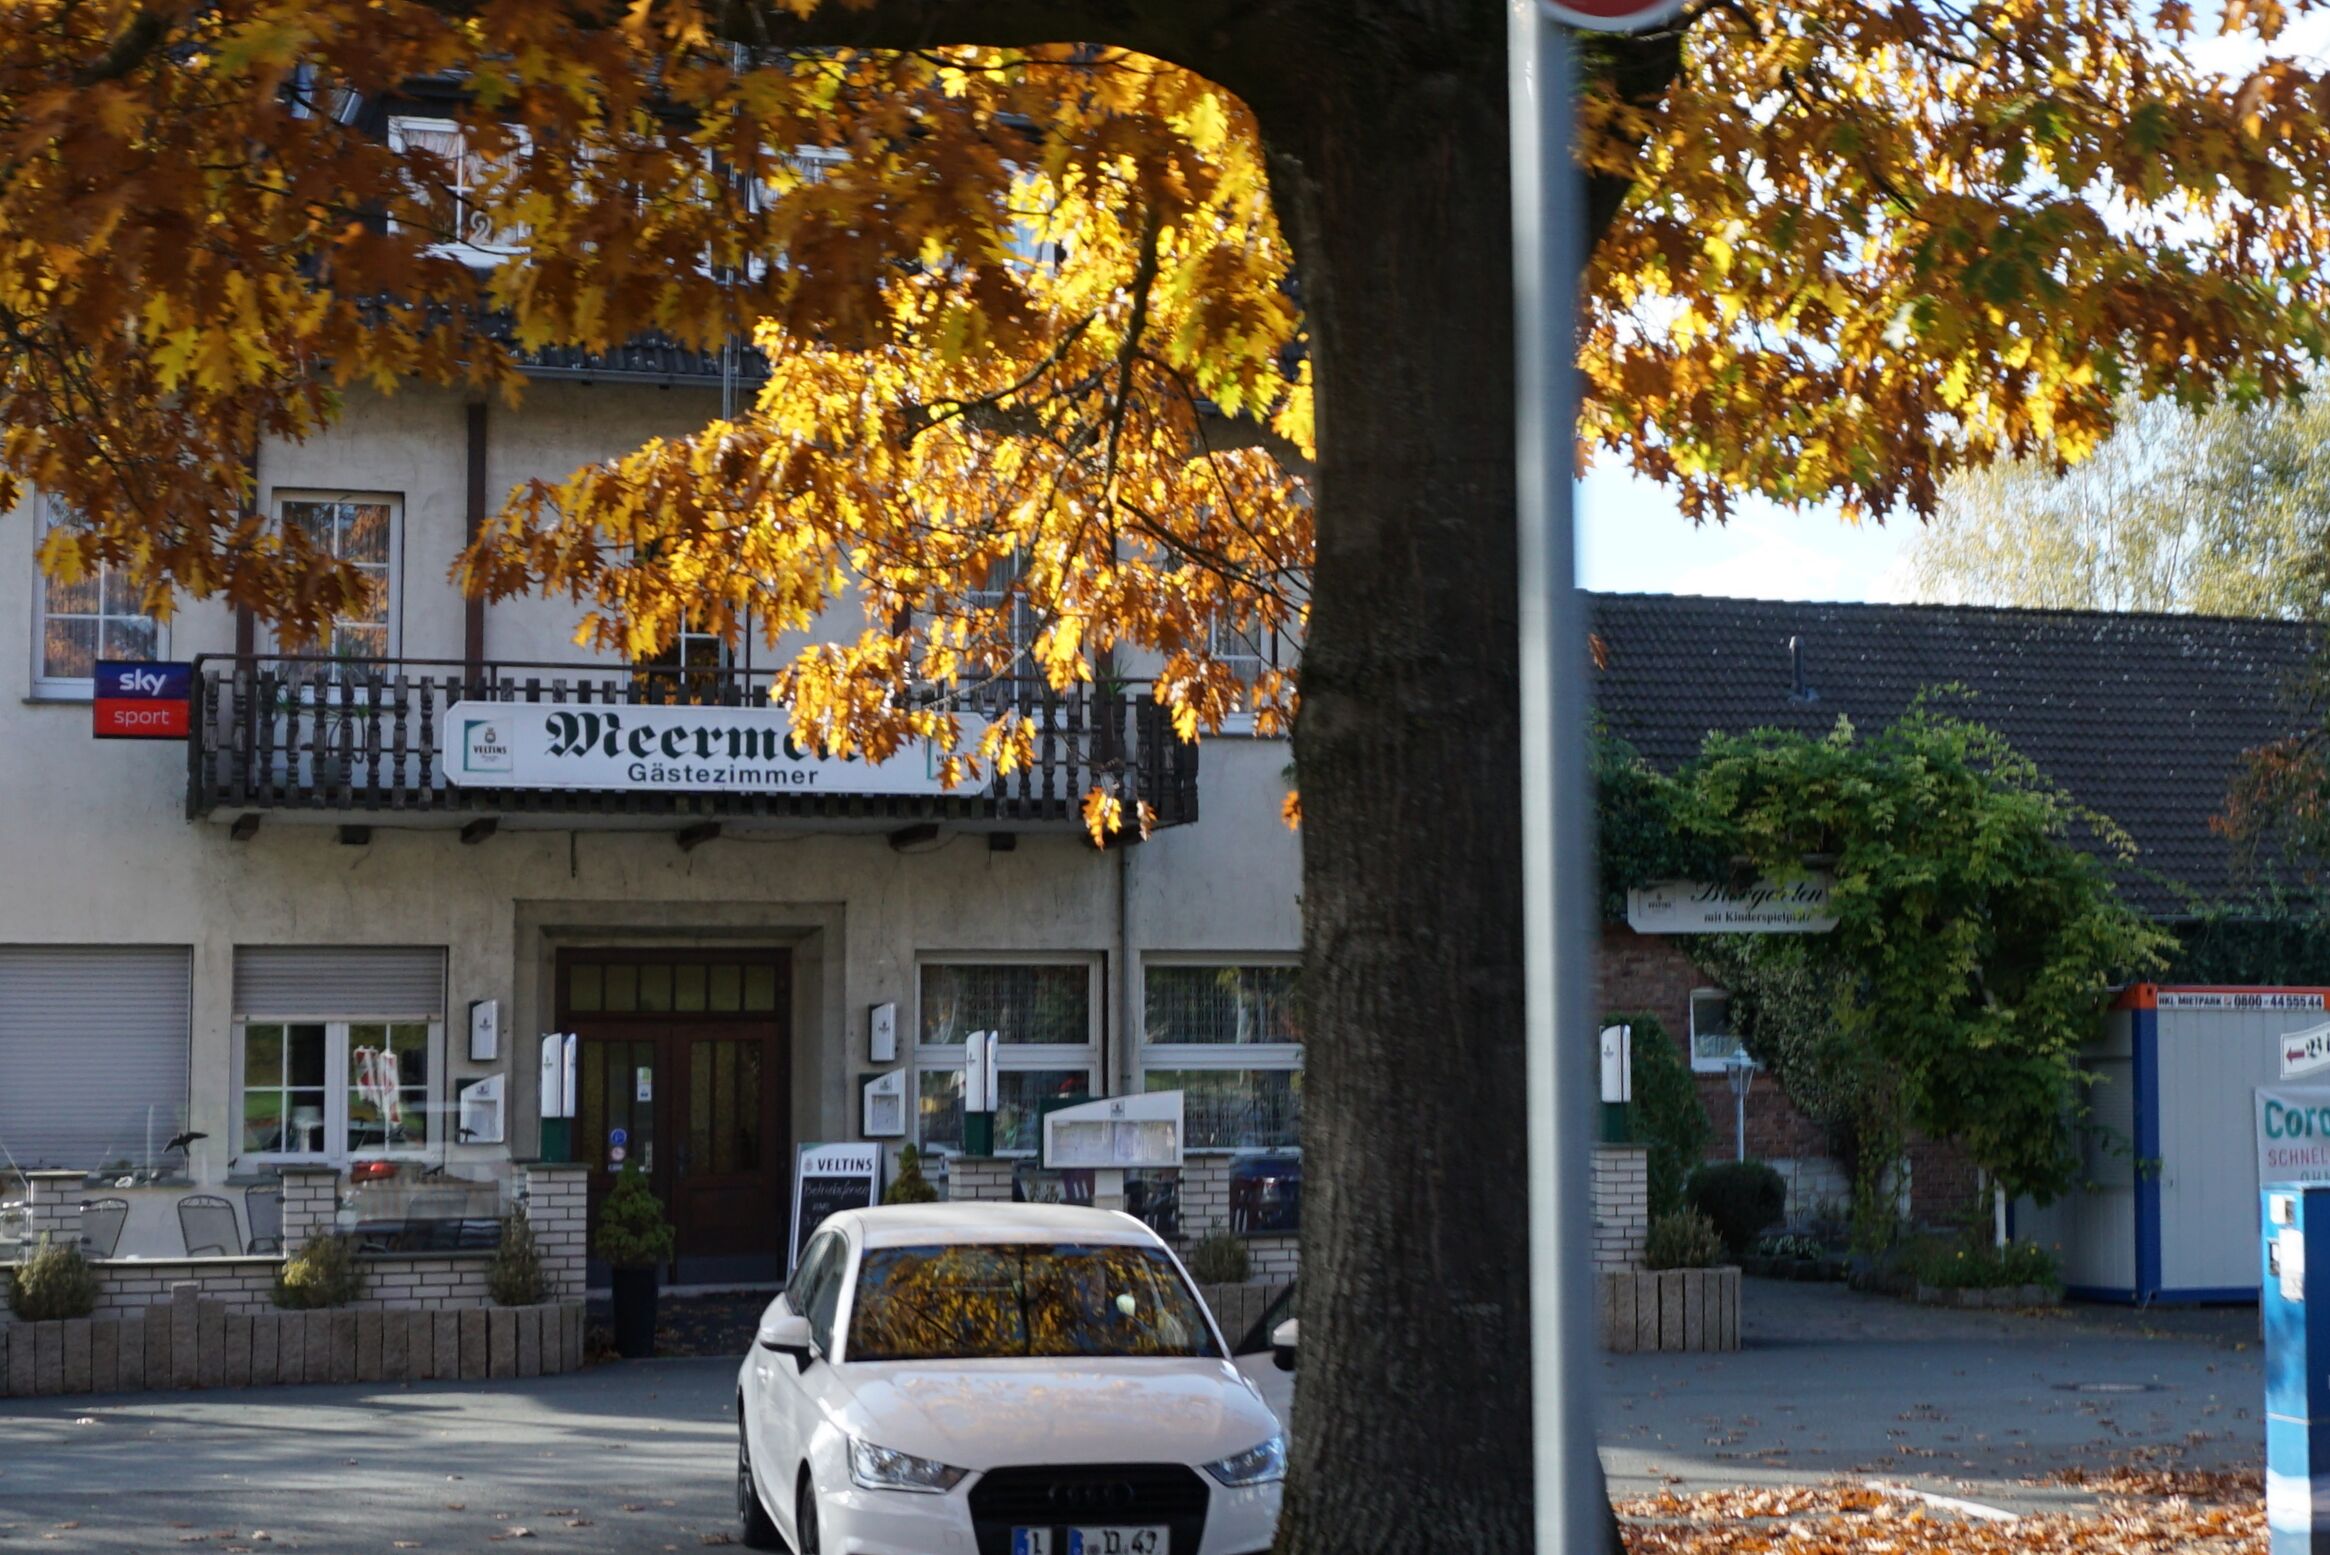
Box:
[80,1197,128,1259]
[177,1194,243,1257]
[402,1190,470,1252]
[244,1184,283,1255]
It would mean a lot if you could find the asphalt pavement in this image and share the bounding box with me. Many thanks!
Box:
[0,1278,2267,1550]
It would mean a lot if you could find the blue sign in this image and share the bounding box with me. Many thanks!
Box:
[2265,1185,2330,1552]
[608,1127,628,1149]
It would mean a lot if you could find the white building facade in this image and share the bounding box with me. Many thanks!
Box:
[2,371,1304,1285]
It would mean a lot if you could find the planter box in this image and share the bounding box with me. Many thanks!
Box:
[1598,1267,1740,1353]
[0,1291,586,1398]
[1912,1281,2062,1310]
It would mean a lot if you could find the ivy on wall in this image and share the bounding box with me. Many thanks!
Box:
[1595,702,2169,1241]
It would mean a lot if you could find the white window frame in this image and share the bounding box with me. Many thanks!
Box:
[30,494,168,700]
[386,115,532,266]
[232,1017,446,1167]
[267,490,404,665]
[1689,987,1745,1074]
[912,954,1102,1157]
[1137,955,1303,1153]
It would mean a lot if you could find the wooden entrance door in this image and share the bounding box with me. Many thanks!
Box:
[559,950,790,1284]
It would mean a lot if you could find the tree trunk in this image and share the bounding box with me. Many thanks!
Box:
[1244,28,1559,1555]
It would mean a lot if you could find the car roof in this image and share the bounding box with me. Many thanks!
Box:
[830,1202,1168,1251]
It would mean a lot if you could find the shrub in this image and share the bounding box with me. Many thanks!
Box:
[487,1213,549,1307]
[274,1233,365,1310]
[1755,1232,1826,1262]
[884,1144,940,1205]
[1906,1236,2060,1291]
[1687,1160,1788,1259]
[1642,1210,1727,1271]
[593,1163,675,1270]
[1612,1011,1713,1217]
[1186,1224,1251,1284]
[9,1235,99,1321]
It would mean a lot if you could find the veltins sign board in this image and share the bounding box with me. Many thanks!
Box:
[2258,1087,2330,1187]
[444,700,971,796]
[93,660,191,740]
[790,1142,882,1275]
[1626,875,1839,935]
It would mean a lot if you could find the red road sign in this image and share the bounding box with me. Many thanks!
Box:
[1539,0,1684,31]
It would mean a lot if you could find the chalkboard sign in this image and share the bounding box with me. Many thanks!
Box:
[789,1143,883,1274]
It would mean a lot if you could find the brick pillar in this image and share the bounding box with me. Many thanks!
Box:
[277,1166,343,1254]
[945,1157,1015,1202]
[23,1172,86,1251]
[521,1163,590,1301]
[1592,1144,1651,1272]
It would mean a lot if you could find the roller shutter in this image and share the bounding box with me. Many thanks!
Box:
[0,946,192,1171]
[232,946,446,1018]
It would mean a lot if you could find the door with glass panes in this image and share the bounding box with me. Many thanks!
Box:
[558,950,790,1284]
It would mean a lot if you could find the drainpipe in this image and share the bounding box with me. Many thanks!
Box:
[1116,836,1134,1099]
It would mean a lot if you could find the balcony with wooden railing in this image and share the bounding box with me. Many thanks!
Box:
[186,657,1199,834]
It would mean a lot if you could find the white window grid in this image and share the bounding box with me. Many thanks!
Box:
[1689,987,1745,1073]
[268,491,403,669]
[232,1016,445,1166]
[31,494,167,699]
[912,955,1102,1157]
[1138,957,1302,1152]
[386,116,531,265]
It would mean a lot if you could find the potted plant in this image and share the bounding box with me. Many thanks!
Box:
[595,1164,674,1358]
[883,1144,939,1205]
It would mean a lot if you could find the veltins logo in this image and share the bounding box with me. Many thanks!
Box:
[463,718,513,774]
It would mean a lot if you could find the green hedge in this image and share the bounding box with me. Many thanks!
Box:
[1612,1011,1712,1218]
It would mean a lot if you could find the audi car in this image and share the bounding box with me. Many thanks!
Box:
[737,1202,1285,1555]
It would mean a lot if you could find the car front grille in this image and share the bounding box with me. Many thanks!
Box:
[967,1463,1210,1555]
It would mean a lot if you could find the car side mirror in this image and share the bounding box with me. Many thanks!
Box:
[1270,1318,1298,1373]
[757,1308,816,1372]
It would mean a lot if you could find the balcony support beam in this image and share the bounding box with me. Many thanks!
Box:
[460,817,499,846]
[229,812,261,842]
[676,822,721,853]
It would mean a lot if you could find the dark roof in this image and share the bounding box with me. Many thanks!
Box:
[1587,593,2321,914]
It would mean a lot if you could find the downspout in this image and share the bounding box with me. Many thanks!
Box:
[1117,838,1135,1098]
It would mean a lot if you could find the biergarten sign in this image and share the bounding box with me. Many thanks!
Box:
[444,700,973,796]
[1625,875,1839,935]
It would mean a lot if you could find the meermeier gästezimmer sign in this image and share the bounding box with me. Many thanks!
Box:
[444,700,971,796]
[1625,876,1839,934]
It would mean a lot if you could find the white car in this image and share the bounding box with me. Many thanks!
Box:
[736,1203,1286,1555]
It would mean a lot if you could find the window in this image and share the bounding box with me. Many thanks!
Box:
[237,1020,442,1162]
[1690,988,1744,1072]
[914,959,1099,1155]
[32,497,164,698]
[1140,963,1302,1150]
[1211,617,1289,729]
[386,116,529,264]
[846,1243,1215,1362]
[274,494,399,663]
[964,551,1040,687]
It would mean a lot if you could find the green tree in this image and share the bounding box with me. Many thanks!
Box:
[1681,702,2170,1221]
[1911,392,2330,617]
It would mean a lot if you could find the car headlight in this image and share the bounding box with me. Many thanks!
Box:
[848,1437,968,1494]
[1201,1434,1287,1487]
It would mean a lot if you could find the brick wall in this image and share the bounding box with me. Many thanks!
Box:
[521,1163,589,1303]
[1592,1145,1650,1272]
[278,1166,341,1254]
[22,1172,85,1247]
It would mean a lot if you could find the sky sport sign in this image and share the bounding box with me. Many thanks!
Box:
[444,700,969,796]
[92,660,190,740]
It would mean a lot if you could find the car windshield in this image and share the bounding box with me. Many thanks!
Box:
[846,1242,1220,1362]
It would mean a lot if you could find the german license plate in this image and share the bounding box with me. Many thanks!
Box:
[1010,1529,1167,1555]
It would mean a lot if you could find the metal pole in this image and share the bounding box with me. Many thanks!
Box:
[1510,5,1599,1551]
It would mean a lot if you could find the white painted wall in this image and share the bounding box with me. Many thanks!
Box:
[0,381,1303,1193]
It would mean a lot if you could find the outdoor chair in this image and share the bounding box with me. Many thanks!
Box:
[244,1184,283,1255]
[177,1194,243,1257]
[402,1190,471,1252]
[80,1197,128,1259]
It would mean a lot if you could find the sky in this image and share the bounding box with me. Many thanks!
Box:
[1576,466,1917,604]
